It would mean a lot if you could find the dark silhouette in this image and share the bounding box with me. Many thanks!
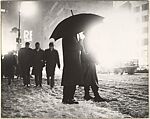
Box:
[61,35,82,104]
[45,42,60,89]
[18,42,33,87]
[80,36,108,102]
[3,51,17,85]
[32,42,45,87]
[50,13,104,40]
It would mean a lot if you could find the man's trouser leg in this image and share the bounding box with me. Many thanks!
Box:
[50,75,54,88]
[35,75,38,86]
[26,67,30,86]
[47,75,49,85]
[62,86,78,104]
[70,86,76,100]
[91,84,108,102]
[46,67,49,85]
[39,71,42,86]
[84,86,90,97]
[22,73,26,86]
[62,86,69,102]
[22,67,26,86]
[8,72,13,85]
[91,85,100,98]
[23,76,26,85]
[8,77,11,85]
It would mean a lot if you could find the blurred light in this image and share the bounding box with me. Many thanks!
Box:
[1,9,6,13]
[78,32,85,40]
[2,28,17,55]
[20,1,37,17]
[2,39,16,55]
[85,10,141,69]
[49,38,55,43]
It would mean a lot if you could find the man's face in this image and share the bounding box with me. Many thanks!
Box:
[35,44,40,49]
[25,45,30,48]
[49,46,54,50]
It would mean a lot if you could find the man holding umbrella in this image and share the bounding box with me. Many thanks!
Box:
[61,35,83,104]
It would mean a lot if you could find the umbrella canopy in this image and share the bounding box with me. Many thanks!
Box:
[50,13,104,40]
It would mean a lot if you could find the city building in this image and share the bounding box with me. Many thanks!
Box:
[113,1,149,68]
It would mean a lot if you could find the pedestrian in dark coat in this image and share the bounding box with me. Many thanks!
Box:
[81,51,99,86]
[62,35,82,104]
[18,42,33,87]
[80,36,108,102]
[32,42,45,87]
[4,51,17,85]
[45,42,60,89]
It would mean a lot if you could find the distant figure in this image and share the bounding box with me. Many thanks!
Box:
[80,35,108,102]
[18,42,33,87]
[45,42,60,89]
[32,42,45,87]
[4,51,17,85]
[61,35,82,104]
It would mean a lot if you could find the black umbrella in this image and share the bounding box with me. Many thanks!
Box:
[50,13,104,40]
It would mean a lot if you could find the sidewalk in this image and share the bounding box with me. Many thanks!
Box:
[1,73,148,118]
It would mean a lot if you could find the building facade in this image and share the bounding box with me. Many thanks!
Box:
[113,1,149,68]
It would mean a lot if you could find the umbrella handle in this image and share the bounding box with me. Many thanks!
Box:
[71,10,74,16]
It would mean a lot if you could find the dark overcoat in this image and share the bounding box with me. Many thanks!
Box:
[32,49,45,75]
[61,36,82,86]
[45,49,60,76]
[81,51,98,86]
[4,53,17,77]
[18,47,33,75]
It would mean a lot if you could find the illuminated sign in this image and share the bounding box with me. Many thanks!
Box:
[24,30,32,42]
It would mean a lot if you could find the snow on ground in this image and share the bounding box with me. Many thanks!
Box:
[1,73,149,118]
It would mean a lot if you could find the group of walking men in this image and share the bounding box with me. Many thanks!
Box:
[18,42,60,88]
[3,33,108,104]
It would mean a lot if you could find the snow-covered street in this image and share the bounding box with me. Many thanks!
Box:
[1,73,149,118]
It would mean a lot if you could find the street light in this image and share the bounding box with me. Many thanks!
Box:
[20,1,37,17]
[16,1,37,50]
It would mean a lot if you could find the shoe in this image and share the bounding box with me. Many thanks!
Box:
[62,99,79,104]
[62,98,68,104]
[62,100,68,104]
[27,84,30,87]
[68,99,79,104]
[39,84,42,87]
[84,95,94,101]
[35,84,38,87]
[51,88,55,93]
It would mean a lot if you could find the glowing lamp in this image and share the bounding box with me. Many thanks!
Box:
[20,1,37,17]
